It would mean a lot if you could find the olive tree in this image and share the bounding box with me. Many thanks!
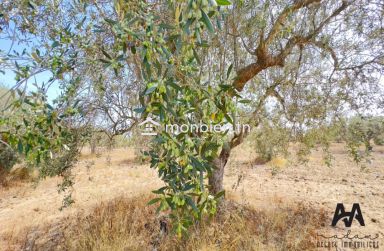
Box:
[201,0,384,194]
[1,0,383,235]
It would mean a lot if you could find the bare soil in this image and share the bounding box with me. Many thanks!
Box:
[0,143,383,250]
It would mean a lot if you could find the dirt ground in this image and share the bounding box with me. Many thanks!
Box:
[0,143,383,250]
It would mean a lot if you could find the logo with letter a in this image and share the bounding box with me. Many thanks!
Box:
[331,203,365,227]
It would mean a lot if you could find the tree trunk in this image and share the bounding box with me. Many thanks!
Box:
[90,139,96,154]
[208,131,248,197]
[208,146,231,195]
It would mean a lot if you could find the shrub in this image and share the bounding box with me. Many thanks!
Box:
[373,134,384,146]
[0,143,19,186]
[251,122,290,162]
[0,143,18,171]
[346,116,384,151]
[0,143,18,187]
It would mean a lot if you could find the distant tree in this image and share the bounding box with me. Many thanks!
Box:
[0,85,18,173]
[345,116,384,162]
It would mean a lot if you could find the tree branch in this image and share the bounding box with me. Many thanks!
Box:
[264,0,322,47]
[233,0,350,91]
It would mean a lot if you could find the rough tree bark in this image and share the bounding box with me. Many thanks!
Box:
[209,131,248,195]
[208,145,231,195]
[207,0,349,196]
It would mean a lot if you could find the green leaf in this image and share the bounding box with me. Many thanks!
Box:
[227,63,233,79]
[104,18,117,25]
[182,183,195,191]
[186,197,199,212]
[25,143,31,155]
[157,200,169,213]
[216,17,222,30]
[152,186,167,194]
[159,106,165,122]
[52,41,60,48]
[189,156,204,171]
[99,58,110,64]
[130,46,136,54]
[224,114,233,124]
[195,28,201,44]
[17,139,23,154]
[31,52,40,62]
[192,48,201,65]
[76,16,86,29]
[23,118,29,127]
[214,190,225,199]
[134,107,146,114]
[159,23,175,30]
[101,49,112,59]
[147,198,161,205]
[215,0,232,5]
[93,28,106,33]
[239,99,251,104]
[168,81,182,91]
[145,86,157,95]
[183,18,192,35]
[201,10,214,33]
[28,1,38,9]
[219,84,232,91]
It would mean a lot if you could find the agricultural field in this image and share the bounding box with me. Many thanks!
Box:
[1,143,383,250]
[1,0,383,250]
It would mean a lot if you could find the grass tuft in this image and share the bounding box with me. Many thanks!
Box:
[15,195,326,251]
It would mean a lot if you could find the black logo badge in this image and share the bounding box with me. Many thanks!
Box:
[331,203,365,227]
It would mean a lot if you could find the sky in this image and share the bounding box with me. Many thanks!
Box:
[0,37,61,103]
[1,22,383,116]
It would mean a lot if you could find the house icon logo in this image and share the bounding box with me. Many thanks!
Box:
[138,117,160,136]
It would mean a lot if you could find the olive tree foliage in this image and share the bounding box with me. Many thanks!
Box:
[0,0,100,203]
[344,116,384,164]
[0,0,237,231]
[1,0,142,146]
[79,67,142,152]
[1,0,383,235]
[197,0,383,193]
[0,85,19,172]
[249,118,290,162]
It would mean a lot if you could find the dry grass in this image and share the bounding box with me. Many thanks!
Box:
[2,145,383,250]
[0,167,8,187]
[251,156,270,165]
[0,165,37,188]
[12,195,326,251]
[269,157,288,169]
